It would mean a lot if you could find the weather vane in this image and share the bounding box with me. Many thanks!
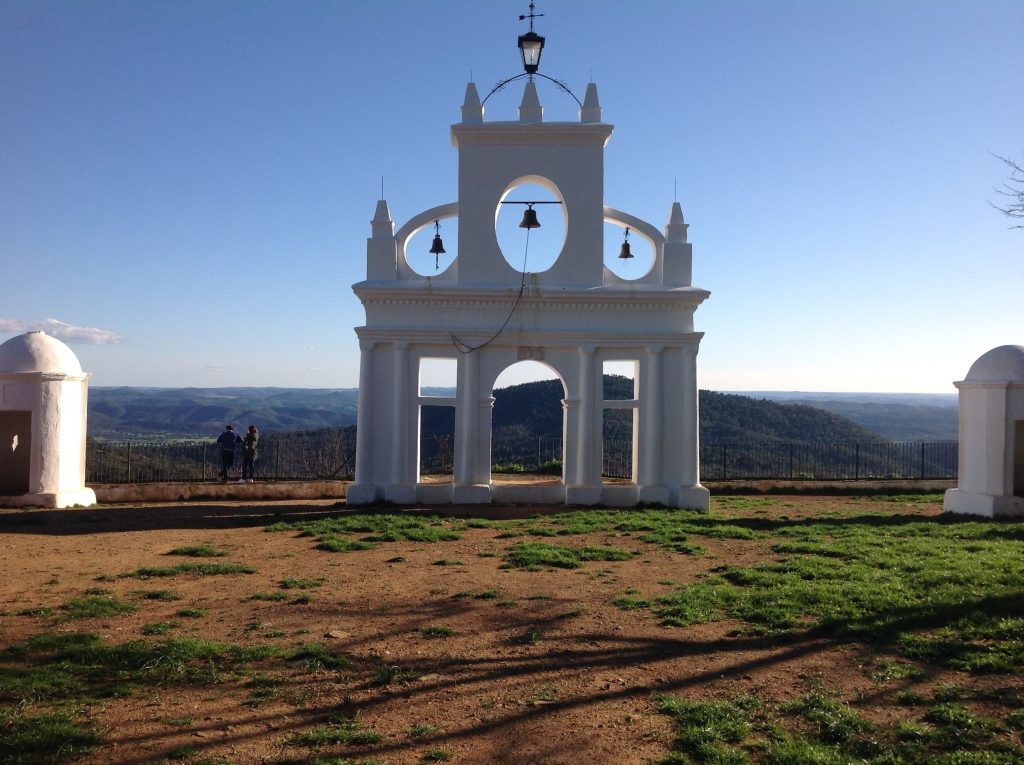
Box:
[482,1,581,107]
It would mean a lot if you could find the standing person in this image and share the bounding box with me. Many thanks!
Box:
[216,425,241,482]
[241,425,259,483]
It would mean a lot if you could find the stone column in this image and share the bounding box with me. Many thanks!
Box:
[675,344,709,510]
[454,350,490,503]
[567,344,601,504]
[385,341,416,503]
[639,345,669,504]
[347,339,378,505]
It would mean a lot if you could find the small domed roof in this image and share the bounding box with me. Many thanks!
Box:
[964,345,1024,383]
[0,332,84,375]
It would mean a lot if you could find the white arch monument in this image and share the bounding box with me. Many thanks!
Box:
[348,77,710,509]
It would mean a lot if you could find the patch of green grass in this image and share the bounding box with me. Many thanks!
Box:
[166,544,228,557]
[495,599,517,608]
[0,708,100,762]
[279,578,325,590]
[289,716,383,746]
[612,596,651,611]
[174,607,207,618]
[317,537,375,553]
[870,659,923,683]
[247,591,289,602]
[141,621,180,636]
[0,632,284,706]
[417,626,454,639]
[474,590,500,600]
[408,723,438,738]
[288,642,352,671]
[119,562,256,579]
[502,541,634,570]
[290,593,314,605]
[371,663,420,687]
[133,589,182,601]
[657,695,754,763]
[433,559,463,566]
[272,511,461,552]
[15,606,55,617]
[59,594,136,619]
[648,513,1024,673]
[780,694,872,746]
[244,673,281,706]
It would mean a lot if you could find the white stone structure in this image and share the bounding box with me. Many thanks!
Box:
[944,345,1024,518]
[0,332,97,508]
[348,79,710,509]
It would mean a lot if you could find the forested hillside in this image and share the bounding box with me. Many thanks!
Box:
[90,380,893,444]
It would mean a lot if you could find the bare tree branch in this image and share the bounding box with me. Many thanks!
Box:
[990,153,1024,228]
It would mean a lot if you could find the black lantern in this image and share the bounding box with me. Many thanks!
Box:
[428,219,446,270]
[618,227,634,260]
[517,2,545,74]
[518,31,544,74]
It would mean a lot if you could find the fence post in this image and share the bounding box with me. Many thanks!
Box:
[722,444,727,481]
[126,442,132,483]
[855,443,860,481]
[276,443,281,481]
[789,443,794,479]
[537,436,541,470]
[203,443,208,482]
[920,442,925,479]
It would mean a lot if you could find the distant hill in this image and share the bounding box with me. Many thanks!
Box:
[89,381,904,444]
[89,387,359,440]
[485,378,886,443]
[733,392,958,441]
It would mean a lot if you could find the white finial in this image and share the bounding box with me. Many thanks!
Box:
[518,80,543,123]
[371,199,393,239]
[665,201,688,243]
[461,82,483,123]
[580,82,601,123]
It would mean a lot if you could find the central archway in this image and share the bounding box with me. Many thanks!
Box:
[490,360,567,484]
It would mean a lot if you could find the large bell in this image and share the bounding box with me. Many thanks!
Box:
[618,227,634,260]
[519,205,541,229]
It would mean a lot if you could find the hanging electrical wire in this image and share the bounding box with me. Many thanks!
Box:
[451,227,532,354]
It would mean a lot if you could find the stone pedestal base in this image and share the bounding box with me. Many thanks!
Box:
[0,487,97,509]
[674,484,711,511]
[345,483,379,505]
[385,484,417,504]
[944,488,1024,518]
[453,484,491,504]
[638,485,670,506]
[565,485,602,506]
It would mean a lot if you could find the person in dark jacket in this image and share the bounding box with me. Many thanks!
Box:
[241,425,259,483]
[216,425,242,481]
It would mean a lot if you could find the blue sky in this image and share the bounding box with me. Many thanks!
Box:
[2,0,1021,392]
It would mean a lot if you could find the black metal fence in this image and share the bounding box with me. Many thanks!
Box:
[86,431,357,484]
[86,435,957,484]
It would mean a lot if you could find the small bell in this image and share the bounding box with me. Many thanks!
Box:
[519,204,541,229]
[618,227,634,260]
[428,220,446,270]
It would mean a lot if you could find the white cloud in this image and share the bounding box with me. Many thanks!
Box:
[0,318,124,345]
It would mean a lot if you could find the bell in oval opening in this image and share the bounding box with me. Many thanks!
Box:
[618,227,634,260]
[519,205,541,229]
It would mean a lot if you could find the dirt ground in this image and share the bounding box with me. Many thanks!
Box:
[0,494,1003,764]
